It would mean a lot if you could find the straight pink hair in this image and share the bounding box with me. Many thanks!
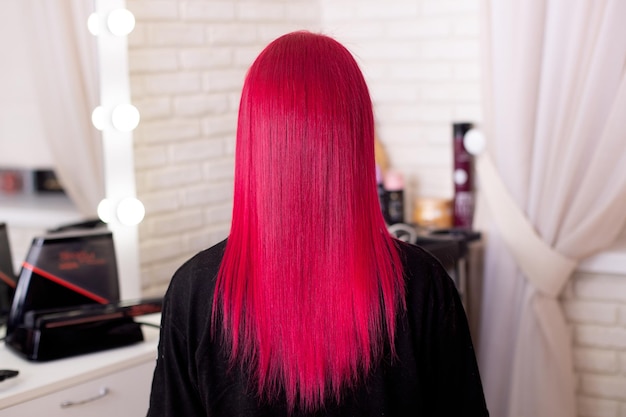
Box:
[213,31,405,412]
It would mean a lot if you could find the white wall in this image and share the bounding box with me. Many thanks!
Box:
[563,271,626,417]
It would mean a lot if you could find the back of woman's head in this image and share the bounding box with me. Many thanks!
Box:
[214,31,404,412]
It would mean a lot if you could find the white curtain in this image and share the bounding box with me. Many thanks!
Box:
[20,0,103,217]
[476,0,626,416]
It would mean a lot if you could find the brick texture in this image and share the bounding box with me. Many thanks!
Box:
[566,271,626,415]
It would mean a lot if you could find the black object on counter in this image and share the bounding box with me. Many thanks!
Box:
[4,229,123,360]
[7,297,162,362]
[0,369,19,382]
[0,223,17,325]
[416,228,481,262]
[47,218,106,233]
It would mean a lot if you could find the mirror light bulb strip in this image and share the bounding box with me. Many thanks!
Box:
[92,0,143,299]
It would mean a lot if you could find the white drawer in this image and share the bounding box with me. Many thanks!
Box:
[2,360,155,417]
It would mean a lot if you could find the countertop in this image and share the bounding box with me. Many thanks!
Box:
[0,313,161,409]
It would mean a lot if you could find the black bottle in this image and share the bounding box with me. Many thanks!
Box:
[383,170,405,225]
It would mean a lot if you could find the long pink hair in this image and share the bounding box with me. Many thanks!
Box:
[213,31,405,412]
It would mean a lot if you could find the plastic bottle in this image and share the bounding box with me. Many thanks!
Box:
[383,170,405,225]
[452,122,474,229]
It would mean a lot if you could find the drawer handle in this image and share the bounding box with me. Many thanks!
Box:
[60,387,110,408]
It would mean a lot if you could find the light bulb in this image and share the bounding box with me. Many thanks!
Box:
[107,9,135,36]
[87,13,100,36]
[91,106,106,130]
[463,128,486,156]
[97,198,114,223]
[117,197,145,226]
[111,103,140,132]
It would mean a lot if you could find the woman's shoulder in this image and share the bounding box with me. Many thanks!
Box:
[395,239,449,278]
[394,239,460,302]
[173,238,227,280]
[164,239,227,311]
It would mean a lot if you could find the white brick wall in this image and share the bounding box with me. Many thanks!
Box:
[126,2,624,413]
[320,0,483,206]
[127,0,322,295]
[563,271,626,417]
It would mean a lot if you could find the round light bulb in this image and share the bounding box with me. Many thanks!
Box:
[111,103,140,132]
[463,128,486,156]
[117,197,145,226]
[87,13,100,36]
[107,9,135,36]
[91,106,106,130]
[97,198,114,223]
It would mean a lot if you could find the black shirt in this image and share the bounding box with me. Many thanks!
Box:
[147,239,489,416]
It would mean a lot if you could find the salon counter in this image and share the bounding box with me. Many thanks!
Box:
[0,313,160,416]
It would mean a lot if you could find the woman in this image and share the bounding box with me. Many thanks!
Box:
[148,31,488,416]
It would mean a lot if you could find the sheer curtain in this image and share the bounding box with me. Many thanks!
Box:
[20,0,103,217]
[476,0,626,416]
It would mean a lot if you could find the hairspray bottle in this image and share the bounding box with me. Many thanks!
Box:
[452,123,474,229]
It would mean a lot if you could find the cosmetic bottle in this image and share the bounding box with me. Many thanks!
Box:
[452,122,474,229]
[383,170,405,225]
[376,165,386,219]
